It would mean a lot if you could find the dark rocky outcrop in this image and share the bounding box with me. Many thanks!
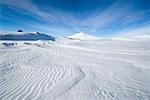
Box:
[17,30,23,32]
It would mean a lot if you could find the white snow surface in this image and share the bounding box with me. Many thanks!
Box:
[0,37,150,100]
[68,32,99,40]
[111,35,150,41]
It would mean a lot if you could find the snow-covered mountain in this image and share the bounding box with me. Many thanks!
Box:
[68,32,99,40]
[0,32,55,41]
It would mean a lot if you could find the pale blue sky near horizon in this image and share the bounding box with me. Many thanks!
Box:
[0,0,150,37]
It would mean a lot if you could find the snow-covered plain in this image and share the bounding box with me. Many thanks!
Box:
[0,33,150,100]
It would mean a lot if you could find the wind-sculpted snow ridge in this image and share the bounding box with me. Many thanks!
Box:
[36,67,85,100]
[0,39,150,100]
[0,44,72,100]
[0,32,55,41]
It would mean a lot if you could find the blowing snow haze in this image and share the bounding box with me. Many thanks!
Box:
[0,0,150,37]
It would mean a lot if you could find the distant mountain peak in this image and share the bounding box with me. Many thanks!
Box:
[74,32,88,35]
[68,32,99,40]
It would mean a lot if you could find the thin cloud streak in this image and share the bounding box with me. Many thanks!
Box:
[1,0,150,36]
[114,25,150,37]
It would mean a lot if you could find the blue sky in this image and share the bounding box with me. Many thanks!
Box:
[0,0,150,37]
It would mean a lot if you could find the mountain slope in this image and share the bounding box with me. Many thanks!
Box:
[0,32,55,41]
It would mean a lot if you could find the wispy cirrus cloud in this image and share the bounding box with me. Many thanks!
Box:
[114,25,150,37]
[1,0,150,36]
[79,0,150,34]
